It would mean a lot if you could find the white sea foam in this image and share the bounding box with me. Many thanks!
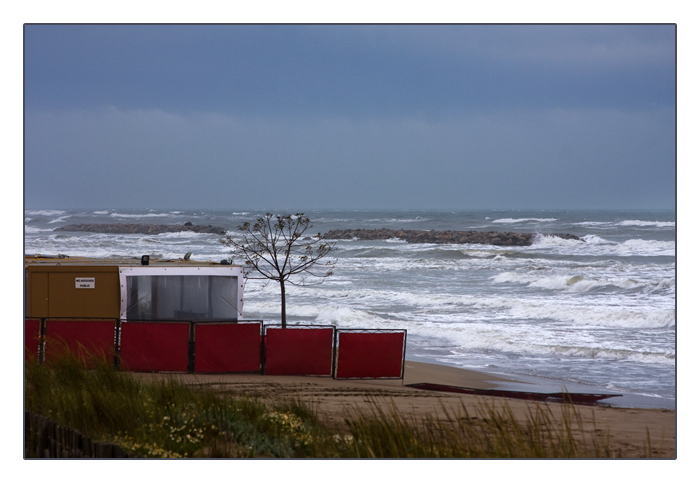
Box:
[619,219,675,228]
[110,212,171,218]
[25,209,65,216]
[493,272,601,292]
[503,299,675,329]
[492,217,557,224]
[313,306,385,326]
[93,210,110,215]
[579,234,611,244]
[154,231,212,239]
[24,226,54,233]
[492,269,674,295]
[574,221,614,227]
[461,249,500,258]
[48,216,71,224]
[573,220,675,229]
[385,237,408,244]
[404,321,675,366]
[363,217,429,223]
[531,234,585,247]
[613,239,676,257]
[242,299,384,326]
[520,344,676,365]
[531,234,675,257]
[491,272,529,284]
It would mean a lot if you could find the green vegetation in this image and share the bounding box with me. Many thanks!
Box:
[24,355,654,458]
[25,355,327,458]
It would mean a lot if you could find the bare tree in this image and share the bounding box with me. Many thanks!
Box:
[220,213,336,328]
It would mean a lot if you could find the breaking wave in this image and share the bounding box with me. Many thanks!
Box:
[109,212,172,218]
[620,219,675,228]
[492,217,557,224]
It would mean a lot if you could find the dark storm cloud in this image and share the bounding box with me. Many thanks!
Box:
[24,24,674,115]
[23,24,675,210]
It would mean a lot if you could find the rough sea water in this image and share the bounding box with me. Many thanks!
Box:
[24,208,676,409]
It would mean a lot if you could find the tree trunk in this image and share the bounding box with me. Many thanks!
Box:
[280,279,287,329]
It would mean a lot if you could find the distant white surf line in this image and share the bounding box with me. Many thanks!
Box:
[491,218,557,224]
[25,209,65,216]
[619,220,676,228]
[574,220,675,229]
[109,212,172,218]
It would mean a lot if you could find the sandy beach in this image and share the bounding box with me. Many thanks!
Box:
[133,360,675,458]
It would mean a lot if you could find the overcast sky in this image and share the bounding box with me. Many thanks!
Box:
[24,24,676,211]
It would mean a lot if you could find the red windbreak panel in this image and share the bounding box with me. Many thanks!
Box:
[264,328,334,376]
[336,331,405,379]
[44,319,116,364]
[25,319,41,361]
[194,322,262,373]
[119,322,190,372]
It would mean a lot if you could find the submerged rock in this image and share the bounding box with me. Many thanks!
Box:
[323,228,580,246]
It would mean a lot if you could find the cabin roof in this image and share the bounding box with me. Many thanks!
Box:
[24,254,241,268]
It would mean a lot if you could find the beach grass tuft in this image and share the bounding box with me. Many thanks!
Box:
[341,397,614,458]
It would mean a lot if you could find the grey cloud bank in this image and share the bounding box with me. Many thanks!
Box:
[24,24,675,210]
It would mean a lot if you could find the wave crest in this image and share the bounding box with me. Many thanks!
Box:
[492,217,557,224]
[25,209,65,216]
[620,220,675,228]
[110,212,172,218]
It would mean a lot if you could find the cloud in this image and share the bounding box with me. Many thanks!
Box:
[24,25,675,117]
[23,24,675,210]
[24,104,675,210]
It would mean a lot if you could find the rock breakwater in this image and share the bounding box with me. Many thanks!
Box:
[54,222,227,235]
[323,229,580,246]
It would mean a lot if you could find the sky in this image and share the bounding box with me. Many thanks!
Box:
[23,24,676,211]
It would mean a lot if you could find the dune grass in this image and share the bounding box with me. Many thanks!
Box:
[342,398,615,458]
[24,353,659,458]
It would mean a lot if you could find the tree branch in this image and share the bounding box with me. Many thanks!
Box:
[220,213,337,327]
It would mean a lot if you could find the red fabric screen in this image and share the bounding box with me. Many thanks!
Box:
[335,331,405,379]
[119,322,190,372]
[25,319,41,361]
[264,327,334,376]
[44,319,117,364]
[194,322,261,373]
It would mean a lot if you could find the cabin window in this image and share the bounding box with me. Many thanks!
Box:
[124,275,239,321]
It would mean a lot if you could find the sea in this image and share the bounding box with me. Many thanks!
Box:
[24,208,676,409]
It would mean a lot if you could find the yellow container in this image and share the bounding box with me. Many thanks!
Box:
[25,256,243,320]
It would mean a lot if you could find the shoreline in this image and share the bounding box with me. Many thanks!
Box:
[404,358,676,410]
